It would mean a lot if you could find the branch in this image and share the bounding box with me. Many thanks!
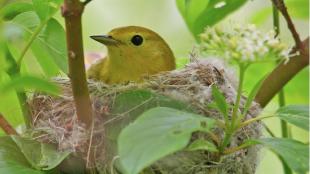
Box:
[255,38,309,107]
[271,0,306,55]
[0,113,18,135]
[62,0,93,128]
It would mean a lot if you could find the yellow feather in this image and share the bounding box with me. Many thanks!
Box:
[87,26,175,84]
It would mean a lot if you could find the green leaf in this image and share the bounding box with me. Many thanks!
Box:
[31,39,60,77]
[242,77,265,116]
[286,0,309,19]
[0,75,60,95]
[11,136,70,170]
[275,105,309,131]
[211,86,228,121]
[42,19,68,73]
[118,107,215,174]
[0,136,44,174]
[186,139,218,152]
[12,12,68,73]
[0,2,33,21]
[176,0,248,40]
[250,7,272,25]
[248,138,309,174]
[32,0,50,21]
[12,11,40,31]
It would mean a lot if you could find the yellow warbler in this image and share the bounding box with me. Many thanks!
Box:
[87,26,176,84]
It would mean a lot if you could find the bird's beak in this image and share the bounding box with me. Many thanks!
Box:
[90,35,118,45]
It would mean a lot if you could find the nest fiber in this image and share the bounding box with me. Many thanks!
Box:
[29,59,262,174]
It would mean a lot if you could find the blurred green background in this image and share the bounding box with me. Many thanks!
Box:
[0,0,308,173]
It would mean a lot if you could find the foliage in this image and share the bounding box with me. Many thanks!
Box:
[118,107,215,174]
[247,138,309,174]
[0,136,70,174]
[251,0,309,25]
[275,105,309,131]
[176,0,248,40]
[0,0,66,127]
[0,0,308,174]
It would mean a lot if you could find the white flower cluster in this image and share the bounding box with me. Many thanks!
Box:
[200,24,291,64]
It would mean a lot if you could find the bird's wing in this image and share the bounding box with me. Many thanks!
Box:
[87,57,106,80]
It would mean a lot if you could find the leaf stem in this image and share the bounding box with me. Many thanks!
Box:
[231,64,246,126]
[239,115,274,128]
[16,21,46,67]
[0,113,18,135]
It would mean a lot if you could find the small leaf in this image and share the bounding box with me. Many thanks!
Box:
[187,139,218,152]
[0,136,44,174]
[11,136,70,170]
[0,75,60,95]
[248,138,309,174]
[212,86,228,121]
[242,77,265,116]
[118,107,215,174]
[0,2,33,21]
[32,0,50,21]
[275,105,309,131]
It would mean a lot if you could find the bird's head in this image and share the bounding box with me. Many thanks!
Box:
[90,26,175,73]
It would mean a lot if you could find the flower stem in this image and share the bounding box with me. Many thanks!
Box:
[220,64,246,152]
[231,64,246,126]
[272,4,292,174]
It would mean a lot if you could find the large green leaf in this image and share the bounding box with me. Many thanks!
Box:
[0,136,44,174]
[248,138,309,174]
[118,107,215,174]
[11,136,70,170]
[32,0,50,21]
[176,0,248,40]
[0,75,60,95]
[0,2,33,21]
[12,12,68,73]
[107,90,193,139]
[275,105,309,131]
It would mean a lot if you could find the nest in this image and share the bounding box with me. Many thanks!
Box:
[28,59,262,174]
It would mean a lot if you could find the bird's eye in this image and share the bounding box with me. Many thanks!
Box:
[131,35,143,46]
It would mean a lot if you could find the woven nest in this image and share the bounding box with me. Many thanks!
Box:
[28,59,262,174]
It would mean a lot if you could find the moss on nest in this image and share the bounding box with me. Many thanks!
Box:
[28,59,262,174]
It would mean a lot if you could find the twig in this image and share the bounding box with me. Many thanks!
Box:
[83,0,92,6]
[271,0,305,55]
[255,38,309,107]
[0,113,18,135]
[62,0,93,128]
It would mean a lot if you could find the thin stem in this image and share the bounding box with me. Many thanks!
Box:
[263,123,276,137]
[0,113,18,135]
[272,4,292,174]
[16,7,60,67]
[231,64,246,126]
[239,115,274,128]
[271,0,303,53]
[16,22,46,67]
[220,64,247,152]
